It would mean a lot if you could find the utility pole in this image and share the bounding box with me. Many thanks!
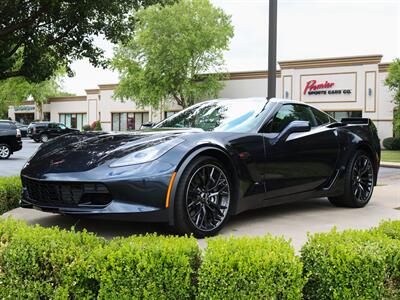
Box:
[267,0,277,99]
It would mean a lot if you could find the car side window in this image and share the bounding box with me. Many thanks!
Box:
[311,107,331,126]
[263,104,316,133]
[58,124,67,130]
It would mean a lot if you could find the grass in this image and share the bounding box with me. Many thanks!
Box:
[381,150,400,163]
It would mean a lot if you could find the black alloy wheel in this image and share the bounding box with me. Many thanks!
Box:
[329,151,374,208]
[351,154,374,203]
[174,156,232,237]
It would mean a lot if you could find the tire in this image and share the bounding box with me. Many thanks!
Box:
[0,144,11,159]
[329,151,374,208]
[40,134,49,143]
[173,156,232,238]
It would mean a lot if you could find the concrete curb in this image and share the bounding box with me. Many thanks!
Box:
[380,162,400,169]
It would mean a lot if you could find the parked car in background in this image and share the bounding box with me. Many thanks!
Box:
[27,122,79,143]
[14,121,28,137]
[0,120,22,159]
[20,98,380,237]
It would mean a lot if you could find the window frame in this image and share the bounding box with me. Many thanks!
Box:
[111,112,150,131]
[260,103,317,134]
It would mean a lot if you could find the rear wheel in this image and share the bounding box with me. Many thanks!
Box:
[329,151,374,208]
[40,134,49,143]
[174,156,232,238]
[0,144,11,159]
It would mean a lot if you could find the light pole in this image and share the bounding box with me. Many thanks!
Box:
[267,0,277,99]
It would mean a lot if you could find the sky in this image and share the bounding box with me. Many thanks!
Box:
[62,0,400,95]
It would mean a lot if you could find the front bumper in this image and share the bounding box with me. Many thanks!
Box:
[20,168,173,223]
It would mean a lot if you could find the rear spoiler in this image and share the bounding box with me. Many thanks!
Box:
[340,118,371,125]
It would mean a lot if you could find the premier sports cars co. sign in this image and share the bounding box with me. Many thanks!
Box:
[300,72,356,102]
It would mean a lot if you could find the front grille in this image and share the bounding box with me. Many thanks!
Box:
[22,177,110,207]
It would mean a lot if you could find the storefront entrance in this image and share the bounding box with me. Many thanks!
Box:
[15,113,34,125]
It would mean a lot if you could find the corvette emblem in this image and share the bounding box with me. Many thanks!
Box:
[50,159,65,166]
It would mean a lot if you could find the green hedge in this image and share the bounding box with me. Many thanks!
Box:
[301,228,400,300]
[0,176,22,215]
[0,218,400,298]
[197,236,305,299]
[383,137,400,150]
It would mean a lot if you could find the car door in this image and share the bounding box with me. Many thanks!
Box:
[261,103,339,199]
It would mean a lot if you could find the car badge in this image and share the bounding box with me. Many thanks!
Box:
[50,159,65,166]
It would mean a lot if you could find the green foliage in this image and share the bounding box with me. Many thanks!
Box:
[377,220,400,240]
[112,0,234,108]
[0,219,105,299]
[0,71,68,120]
[383,137,400,150]
[91,121,102,131]
[97,235,200,299]
[0,219,400,298]
[385,59,400,137]
[0,0,176,83]
[0,176,22,215]
[197,235,305,300]
[82,124,92,132]
[301,228,399,300]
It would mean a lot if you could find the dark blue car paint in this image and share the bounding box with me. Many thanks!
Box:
[20,99,381,225]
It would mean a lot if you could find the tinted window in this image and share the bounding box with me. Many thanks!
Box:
[311,107,331,126]
[263,104,315,133]
[0,123,10,130]
[155,99,267,133]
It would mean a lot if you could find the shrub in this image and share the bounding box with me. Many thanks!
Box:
[0,176,22,215]
[301,228,399,300]
[91,120,102,131]
[82,124,92,131]
[197,235,305,300]
[97,235,200,299]
[383,137,400,150]
[0,219,105,299]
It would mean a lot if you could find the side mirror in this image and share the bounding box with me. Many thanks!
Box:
[140,122,155,130]
[277,120,310,142]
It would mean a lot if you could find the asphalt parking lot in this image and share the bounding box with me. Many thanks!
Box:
[1,138,400,250]
[0,138,41,177]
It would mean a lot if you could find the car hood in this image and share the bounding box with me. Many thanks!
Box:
[24,129,198,174]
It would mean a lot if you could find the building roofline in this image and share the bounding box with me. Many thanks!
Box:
[279,54,383,69]
[85,89,100,95]
[378,62,391,73]
[227,70,282,80]
[48,96,87,102]
[98,83,119,90]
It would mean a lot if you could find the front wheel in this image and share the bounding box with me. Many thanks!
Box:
[0,144,11,159]
[173,156,232,238]
[329,151,374,208]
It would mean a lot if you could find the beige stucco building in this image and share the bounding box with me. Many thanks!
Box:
[8,55,395,140]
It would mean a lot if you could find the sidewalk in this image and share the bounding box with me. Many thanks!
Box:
[380,161,400,169]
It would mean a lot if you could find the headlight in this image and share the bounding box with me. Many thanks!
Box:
[109,137,184,168]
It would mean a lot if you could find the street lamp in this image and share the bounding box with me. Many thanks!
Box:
[267,0,277,99]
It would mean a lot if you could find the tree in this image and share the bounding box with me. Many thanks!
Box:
[0,0,175,82]
[0,73,70,120]
[112,0,234,109]
[385,59,400,137]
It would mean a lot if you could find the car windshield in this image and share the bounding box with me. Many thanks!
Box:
[155,99,267,132]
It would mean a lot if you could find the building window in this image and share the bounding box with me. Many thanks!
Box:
[59,113,87,130]
[43,112,50,121]
[164,111,178,119]
[112,112,149,131]
[325,111,362,120]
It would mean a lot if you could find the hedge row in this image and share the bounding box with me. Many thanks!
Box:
[0,176,21,215]
[0,219,399,299]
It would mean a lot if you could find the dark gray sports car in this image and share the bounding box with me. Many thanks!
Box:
[21,98,380,237]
